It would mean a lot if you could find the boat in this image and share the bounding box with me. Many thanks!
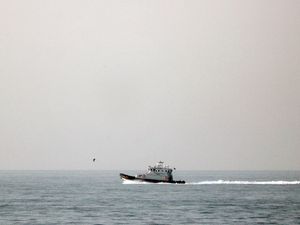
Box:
[120,161,185,184]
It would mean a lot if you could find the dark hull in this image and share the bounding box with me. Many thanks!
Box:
[120,173,185,184]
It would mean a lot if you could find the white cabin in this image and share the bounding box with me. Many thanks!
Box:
[136,161,174,182]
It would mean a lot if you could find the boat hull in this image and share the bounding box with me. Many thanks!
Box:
[120,173,185,184]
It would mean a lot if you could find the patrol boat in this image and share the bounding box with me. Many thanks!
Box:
[120,161,185,184]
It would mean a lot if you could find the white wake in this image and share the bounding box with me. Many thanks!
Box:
[186,180,300,185]
[122,180,300,185]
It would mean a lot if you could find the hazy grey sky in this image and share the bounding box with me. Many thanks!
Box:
[0,0,299,170]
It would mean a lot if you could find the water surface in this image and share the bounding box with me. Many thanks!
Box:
[0,170,299,224]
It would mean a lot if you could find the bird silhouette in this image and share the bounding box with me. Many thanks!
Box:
[93,158,96,162]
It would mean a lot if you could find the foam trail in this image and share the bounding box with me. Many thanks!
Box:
[122,179,300,185]
[187,180,300,185]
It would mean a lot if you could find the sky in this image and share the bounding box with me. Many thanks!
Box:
[0,0,299,170]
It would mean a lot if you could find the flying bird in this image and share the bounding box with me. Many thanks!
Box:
[93,158,96,162]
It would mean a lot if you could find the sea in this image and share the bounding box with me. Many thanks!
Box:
[0,170,299,225]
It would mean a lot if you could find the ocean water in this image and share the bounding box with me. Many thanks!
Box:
[0,171,299,224]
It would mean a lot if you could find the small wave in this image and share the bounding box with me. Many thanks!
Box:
[187,180,300,185]
[0,204,9,208]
